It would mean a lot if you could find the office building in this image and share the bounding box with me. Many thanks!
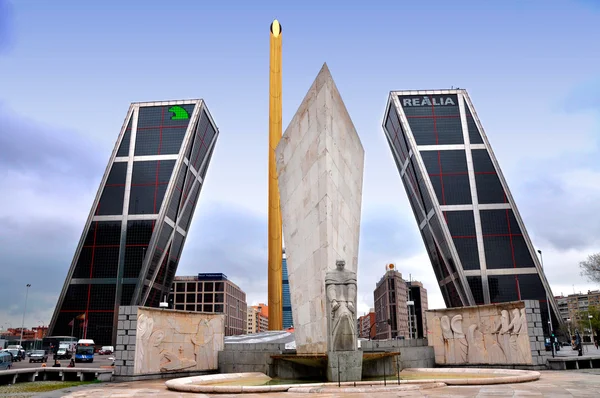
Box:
[247,303,269,334]
[358,309,376,339]
[407,281,428,339]
[374,268,409,340]
[282,248,293,329]
[170,273,247,336]
[49,100,219,345]
[554,290,600,324]
[374,267,429,340]
[382,90,560,334]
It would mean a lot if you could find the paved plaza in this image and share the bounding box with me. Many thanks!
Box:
[33,370,600,397]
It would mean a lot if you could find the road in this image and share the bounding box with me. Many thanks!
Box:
[9,354,114,370]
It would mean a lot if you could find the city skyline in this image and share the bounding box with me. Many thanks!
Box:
[1,0,600,329]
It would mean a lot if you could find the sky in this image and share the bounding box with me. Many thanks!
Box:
[1,0,600,330]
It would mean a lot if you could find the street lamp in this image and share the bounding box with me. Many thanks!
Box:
[19,284,31,349]
[537,249,554,358]
[588,315,594,347]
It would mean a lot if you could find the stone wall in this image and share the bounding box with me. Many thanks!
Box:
[218,340,434,380]
[426,300,549,368]
[113,306,224,378]
[113,305,139,377]
[218,343,290,376]
[276,63,365,355]
[360,339,435,370]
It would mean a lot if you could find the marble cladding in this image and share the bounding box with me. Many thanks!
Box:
[113,306,224,376]
[276,63,365,354]
[426,300,549,367]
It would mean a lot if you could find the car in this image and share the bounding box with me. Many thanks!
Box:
[4,349,21,362]
[56,348,72,360]
[29,350,48,363]
[99,346,114,355]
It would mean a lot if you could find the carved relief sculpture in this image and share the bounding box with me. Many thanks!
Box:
[426,303,533,366]
[133,308,225,375]
[325,260,358,351]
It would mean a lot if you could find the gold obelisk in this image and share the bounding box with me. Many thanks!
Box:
[268,19,283,330]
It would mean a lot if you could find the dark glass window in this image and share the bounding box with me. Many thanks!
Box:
[481,209,532,269]
[401,94,463,145]
[385,105,410,163]
[186,304,196,311]
[215,304,224,313]
[129,160,175,214]
[467,276,485,305]
[420,227,447,280]
[215,293,224,303]
[453,237,480,270]
[475,174,507,204]
[175,282,185,293]
[215,282,224,292]
[407,159,433,212]
[186,282,196,292]
[205,282,214,292]
[421,150,471,206]
[471,149,507,204]
[175,304,184,310]
[489,275,520,303]
[421,150,468,174]
[203,304,213,312]
[442,281,463,307]
[186,293,195,303]
[124,220,154,278]
[444,211,476,237]
[179,182,201,231]
[134,105,194,156]
[96,162,128,216]
[518,274,546,301]
[167,166,186,221]
[402,175,424,224]
[471,150,495,173]
[464,100,483,144]
[120,284,135,306]
[73,221,122,279]
[116,118,133,157]
[204,293,212,302]
[175,294,184,303]
[189,111,217,172]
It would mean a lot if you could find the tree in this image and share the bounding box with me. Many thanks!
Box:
[579,253,600,284]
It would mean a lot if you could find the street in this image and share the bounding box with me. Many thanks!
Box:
[555,344,600,357]
[8,354,114,370]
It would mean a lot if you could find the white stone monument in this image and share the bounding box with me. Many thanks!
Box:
[276,63,365,355]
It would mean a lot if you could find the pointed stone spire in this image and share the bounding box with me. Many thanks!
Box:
[275,64,365,355]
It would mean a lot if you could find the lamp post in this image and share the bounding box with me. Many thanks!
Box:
[588,315,594,347]
[19,284,31,349]
[537,250,554,358]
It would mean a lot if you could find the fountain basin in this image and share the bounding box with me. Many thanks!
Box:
[165,367,539,393]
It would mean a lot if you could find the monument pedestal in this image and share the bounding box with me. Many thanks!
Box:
[326,351,363,382]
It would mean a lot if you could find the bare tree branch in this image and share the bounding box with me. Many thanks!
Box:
[580,253,600,284]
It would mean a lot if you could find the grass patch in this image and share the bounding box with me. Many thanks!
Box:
[0,380,99,394]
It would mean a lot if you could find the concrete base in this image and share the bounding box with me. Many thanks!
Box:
[327,351,362,382]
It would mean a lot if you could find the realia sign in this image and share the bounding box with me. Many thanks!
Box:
[402,96,456,107]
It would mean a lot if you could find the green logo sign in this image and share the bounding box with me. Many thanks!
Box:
[169,106,189,120]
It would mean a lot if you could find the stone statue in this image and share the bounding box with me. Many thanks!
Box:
[325,260,357,351]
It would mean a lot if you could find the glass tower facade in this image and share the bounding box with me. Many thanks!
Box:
[282,248,293,329]
[48,100,219,345]
[382,89,560,334]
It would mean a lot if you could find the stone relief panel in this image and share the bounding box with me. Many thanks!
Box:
[134,308,224,375]
[426,302,533,365]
